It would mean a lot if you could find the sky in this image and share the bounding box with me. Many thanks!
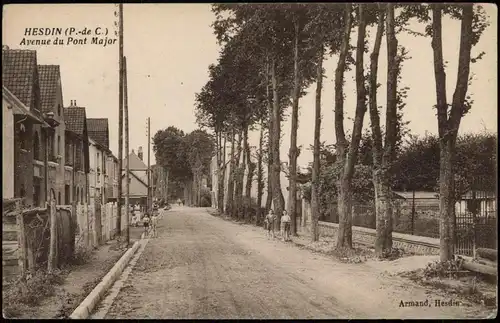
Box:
[3,3,498,168]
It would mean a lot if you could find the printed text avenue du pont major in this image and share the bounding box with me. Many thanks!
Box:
[19,27,117,47]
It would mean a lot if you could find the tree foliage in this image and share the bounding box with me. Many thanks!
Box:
[152,126,191,182]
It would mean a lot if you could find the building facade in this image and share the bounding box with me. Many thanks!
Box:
[87,118,111,205]
[122,148,149,206]
[2,49,56,207]
[64,103,90,205]
[2,86,48,204]
[38,64,67,205]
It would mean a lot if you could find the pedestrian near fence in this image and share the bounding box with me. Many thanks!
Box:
[264,209,276,239]
[151,213,159,238]
[281,210,291,242]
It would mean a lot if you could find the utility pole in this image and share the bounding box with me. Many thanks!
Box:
[147,117,151,214]
[116,3,124,238]
[124,56,130,247]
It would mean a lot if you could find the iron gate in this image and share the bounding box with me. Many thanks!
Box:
[455,177,497,257]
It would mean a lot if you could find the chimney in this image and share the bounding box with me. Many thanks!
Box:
[138,146,143,161]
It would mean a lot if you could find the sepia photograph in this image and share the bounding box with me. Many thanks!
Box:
[2,2,498,319]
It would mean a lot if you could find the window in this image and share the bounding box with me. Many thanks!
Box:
[58,192,61,205]
[65,185,70,204]
[19,124,28,150]
[65,141,72,165]
[76,187,80,203]
[81,188,84,204]
[33,132,40,160]
[57,135,61,156]
[58,104,61,116]
[33,180,41,207]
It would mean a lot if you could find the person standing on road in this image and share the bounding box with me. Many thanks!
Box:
[151,213,159,238]
[264,209,276,239]
[281,210,291,242]
[143,213,151,237]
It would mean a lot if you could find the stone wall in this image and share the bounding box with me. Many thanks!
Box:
[299,198,440,255]
[316,221,440,255]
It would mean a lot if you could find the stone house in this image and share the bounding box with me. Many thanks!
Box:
[64,103,90,205]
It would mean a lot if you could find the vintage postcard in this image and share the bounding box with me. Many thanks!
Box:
[2,3,497,320]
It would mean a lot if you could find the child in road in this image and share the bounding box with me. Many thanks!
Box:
[281,210,291,242]
[264,209,276,239]
[151,213,159,238]
[143,213,151,237]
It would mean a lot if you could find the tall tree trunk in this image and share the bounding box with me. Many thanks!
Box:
[311,46,324,242]
[381,3,398,252]
[333,3,353,248]
[432,4,474,262]
[288,19,301,237]
[215,128,220,209]
[226,129,235,214]
[265,60,274,211]
[233,130,244,218]
[257,122,265,224]
[369,5,385,255]
[270,56,285,231]
[370,5,397,257]
[334,4,353,164]
[237,126,246,220]
[337,4,366,250]
[218,132,226,213]
[244,124,255,222]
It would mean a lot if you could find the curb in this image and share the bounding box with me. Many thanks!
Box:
[69,237,143,319]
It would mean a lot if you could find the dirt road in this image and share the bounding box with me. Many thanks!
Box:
[104,206,490,319]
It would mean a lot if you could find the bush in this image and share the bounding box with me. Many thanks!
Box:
[3,269,65,317]
[198,188,212,207]
[69,245,93,265]
[200,196,211,207]
[423,258,465,279]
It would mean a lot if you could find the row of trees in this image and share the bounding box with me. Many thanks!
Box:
[194,3,490,261]
[152,126,214,206]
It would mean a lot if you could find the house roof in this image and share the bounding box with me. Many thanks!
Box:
[3,86,47,125]
[122,171,148,188]
[124,151,147,170]
[38,65,60,113]
[64,106,87,136]
[87,118,109,149]
[2,49,37,108]
[393,191,439,200]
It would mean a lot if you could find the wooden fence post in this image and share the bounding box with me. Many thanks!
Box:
[48,196,57,273]
[15,200,26,279]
